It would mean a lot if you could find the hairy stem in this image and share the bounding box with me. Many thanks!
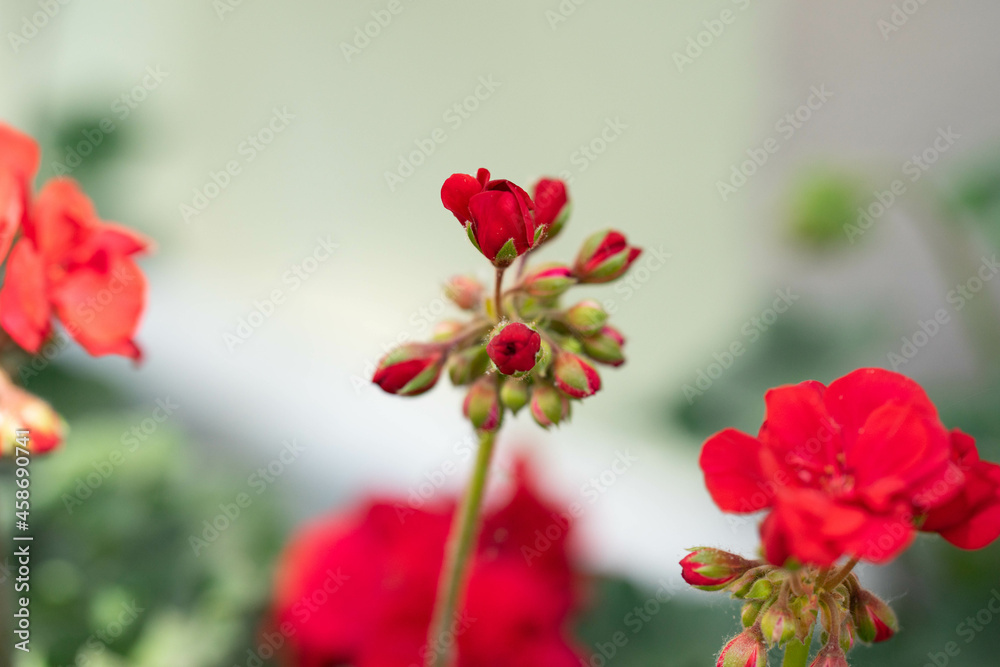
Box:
[494,267,506,321]
[823,556,860,593]
[426,428,498,667]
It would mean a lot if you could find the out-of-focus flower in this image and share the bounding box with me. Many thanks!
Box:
[531,178,570,242]
[463,377,502,431]
[0,123,40,260]
[373,343,446,396]
[0,371,65,456]
[700,368,963,567]
[271,460,582,667]
[573,229,641,284]
[0,178,151,360]
[441,168,537,267]
[553,352,601,399]
[444,275,484,310]
[920,429,1000,549]
[487,322,541,375]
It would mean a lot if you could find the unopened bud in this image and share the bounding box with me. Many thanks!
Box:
[717,629,766,667]
[447,346,489,386]
[745,578,774,601]
[432,320,465,341]
[741,601,763,628]
[530,383,570,428]
[444,275,484,310]
[851,590,897,644]
[573,229,642,284]
[372,343,445,396]
[487,322,541,376]
[582,325,626,367]
[520,263,576,298]
[0,378,66,456]
[565,299,608,336]
[808,647,848,667]
[760,604,797,647]
[680,548,756,591]
[553,352,601,399]
[500,377,530,414]
[463,378,502,432]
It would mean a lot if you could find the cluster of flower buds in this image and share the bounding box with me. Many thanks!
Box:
[372,168,641,431]
[682,548,898,667]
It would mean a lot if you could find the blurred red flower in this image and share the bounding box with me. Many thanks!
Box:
[271,460,582,667]
[698,368,993,567]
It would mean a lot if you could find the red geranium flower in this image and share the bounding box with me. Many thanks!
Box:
[0,123,40,260]
[0,177,151,360]
[700,368,968,567]
[487,322,541,375]
[271,460,582,667]
[920,429,1000,549]
[441,168,536,267]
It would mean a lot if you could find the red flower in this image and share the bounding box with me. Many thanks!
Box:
[271,460,581,667]
[920,430,1000,549]
[0,123,39,260]
[487,322,541,375]
[700,368,964,567]
[441,168,537,267]
[531,178,569,241]
[0,178,150,360]
[573,229,641,284]
[372,343,445,396]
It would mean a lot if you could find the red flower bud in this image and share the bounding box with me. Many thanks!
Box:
[500,377,530,414]
[441,169,537,267]
[532,177,570,243]
[372,343,445,396]
[0,374,65,456]
[463,377,502,431]
[574,229,642,283]
[447,345,489,386]
[680,547,755,591]
[487,322,541,375]
[851,590,897,643]
[443,275,484,310]
[717,630,767,667]
[760,604,797,647]
[582,325,626,367]
[565,299,608,337]
[530,383,570,428]
[553,352,601,399]
[519,263,576,298]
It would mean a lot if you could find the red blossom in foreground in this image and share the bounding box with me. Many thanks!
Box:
[920,429,1000,549]
[698,368,1000,567]
[270,460,581,667]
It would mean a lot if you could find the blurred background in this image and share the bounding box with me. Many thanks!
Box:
[2,0,1000,664]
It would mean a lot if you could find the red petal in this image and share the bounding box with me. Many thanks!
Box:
[700,429,771,513]
[50,254,146,360]
[825,368,937,449]
[441,173,483,225]
[0,240,51,353]
[760,382,840,472]
[468,190,529,261]
[0,123,40,181]
[25,178,99,266]
[532,178,567,229]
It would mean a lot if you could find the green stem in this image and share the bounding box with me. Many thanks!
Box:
[494,267,506,321]
[823,556,859,593]
[426,429,497,667]
[781,634,812,667]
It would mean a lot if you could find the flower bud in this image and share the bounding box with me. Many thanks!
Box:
[760,604,797,647]
[372,343,445,396]
[447,346,489,386]
[717,630,766,667]
[745,578,774,601]
[851,590,897,644]
[532,177,570,243]
[520,263,576,298]
[680,548,755,591]
[463,378,502,432]
[500,377,530,414]
[443,275,484,310]
[530,383,570,428]
[487,322,542,375]
[565,300,608,337]
[582,326,626,367]
[728,568,767,598]
[0,379,66,456]
[553,352,601,399]
[808,647,848,667]
[573,229,642,284]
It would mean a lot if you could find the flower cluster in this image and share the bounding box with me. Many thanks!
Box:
[0,122,151,455]
[270,460,582,667]
[685,368,1000,666]
[372,168,641,431]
